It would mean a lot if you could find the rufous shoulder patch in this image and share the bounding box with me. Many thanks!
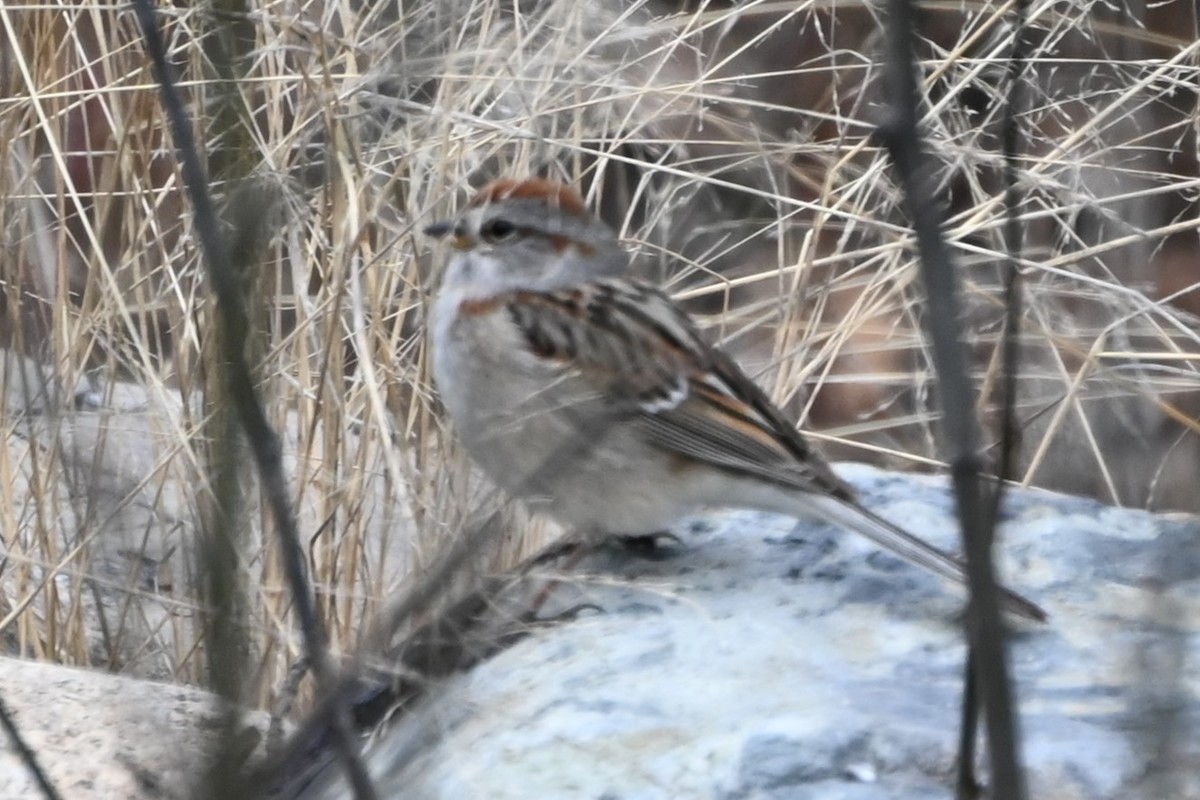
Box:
[467,178,588,217]
[457,296,508,317]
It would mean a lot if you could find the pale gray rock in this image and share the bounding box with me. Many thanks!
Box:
[0,656,274,799]
[302,464,1200,800]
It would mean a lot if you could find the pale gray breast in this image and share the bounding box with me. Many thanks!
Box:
[430,289,595,494]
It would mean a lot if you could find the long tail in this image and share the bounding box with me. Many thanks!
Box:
[807,495,1047,622]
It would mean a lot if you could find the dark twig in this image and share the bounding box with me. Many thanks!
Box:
[996,1,1029,498]
[246,509,506,797]
[955,1,1031,795]
[130,3,376,798]
[0,694,63,800]
[250,405,622,797]
[874,2,1027,799]
[955,648,982,799]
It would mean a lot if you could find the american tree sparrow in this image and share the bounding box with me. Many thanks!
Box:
[426,178,1043,621]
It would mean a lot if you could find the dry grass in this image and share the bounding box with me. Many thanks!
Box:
[0,0,1197,712]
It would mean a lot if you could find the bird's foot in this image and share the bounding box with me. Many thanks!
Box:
[611,531,682,560]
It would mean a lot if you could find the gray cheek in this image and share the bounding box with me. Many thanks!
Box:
[448,254,476,283]
[445,251,492,284]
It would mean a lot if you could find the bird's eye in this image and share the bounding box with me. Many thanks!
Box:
[480,218,518,243]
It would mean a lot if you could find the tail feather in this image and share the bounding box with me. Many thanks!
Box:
[807,495,1046,622]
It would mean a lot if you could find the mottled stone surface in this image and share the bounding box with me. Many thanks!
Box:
[0,657,271,799]
[304,464,1200,800]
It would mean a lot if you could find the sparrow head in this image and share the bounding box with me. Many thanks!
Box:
[425,178,628,292]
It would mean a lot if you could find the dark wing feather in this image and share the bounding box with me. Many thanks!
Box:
[504,280,854,500]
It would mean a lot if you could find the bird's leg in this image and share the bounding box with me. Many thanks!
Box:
[612,531,683,560]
